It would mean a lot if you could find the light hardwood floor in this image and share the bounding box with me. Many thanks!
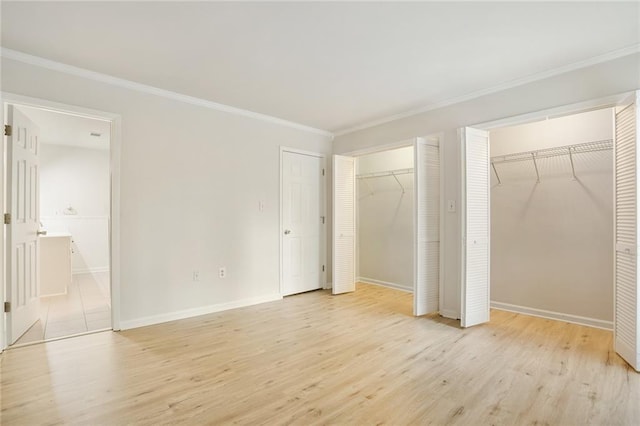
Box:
[1,283,638,425]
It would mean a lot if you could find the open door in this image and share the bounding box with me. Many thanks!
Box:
[6,105,41,344]
[460,127,490,327]
[614,91,640,371]
[332,155,356,294]
[414,137,440,316]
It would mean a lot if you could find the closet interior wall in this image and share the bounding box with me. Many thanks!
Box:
[490,108,614,326]
[357,146,414,291]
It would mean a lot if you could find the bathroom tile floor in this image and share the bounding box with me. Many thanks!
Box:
[14,272,111,346]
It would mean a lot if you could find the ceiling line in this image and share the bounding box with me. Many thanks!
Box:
[333,43,640,137]
[0,47,334,138]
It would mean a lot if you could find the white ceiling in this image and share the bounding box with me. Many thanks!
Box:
[17,106,111,150]
[2,2,639,133]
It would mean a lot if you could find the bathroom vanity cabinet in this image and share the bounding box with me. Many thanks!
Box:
[40,233,73,296]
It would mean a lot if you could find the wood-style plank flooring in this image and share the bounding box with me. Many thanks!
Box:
[1,283,638,425]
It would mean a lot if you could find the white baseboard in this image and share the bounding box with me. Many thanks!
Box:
[491,301,613,330]
[325,282,332,290]
[120,293,283,330]
[440,309,459,320]
[73,267,110,275]
[358,277,413,293]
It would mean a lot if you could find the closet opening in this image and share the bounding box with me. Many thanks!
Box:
[488,107,615,330]
[356,146,415,314]
[333,135,441,318]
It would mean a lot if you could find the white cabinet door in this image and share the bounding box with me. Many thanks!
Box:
[414,137,440,316]
[460,127,490,328]
[332,155,356,294]
[614,91,640,371]
[6,105,41,344]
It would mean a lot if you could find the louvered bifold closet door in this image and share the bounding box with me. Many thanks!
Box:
[332,155,356,294]
[461,127,490,327]
[614,92,640,371]
[414,138,440,316]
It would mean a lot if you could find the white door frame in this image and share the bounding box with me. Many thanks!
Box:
[464,90,636,326]
[279,146,327,294]
[1,92,122,350]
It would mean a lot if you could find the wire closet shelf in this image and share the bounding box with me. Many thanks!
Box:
[490,139,613,184]
[356,167,414,194]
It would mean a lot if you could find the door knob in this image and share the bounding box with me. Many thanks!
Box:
[37,230,47,236]
[284,229,291,235]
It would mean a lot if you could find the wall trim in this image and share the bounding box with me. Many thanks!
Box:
[358,277,413,293]
[491,301,613,331]
[120,293,283,330]
[0,48,333,138]
[334,44,640,136]
[475,92,631,130]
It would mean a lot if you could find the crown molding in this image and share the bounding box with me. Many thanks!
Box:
[334,43,640,136]
[0,47,334,138]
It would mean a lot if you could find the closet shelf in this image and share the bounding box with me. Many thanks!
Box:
[356,167,414,179]
[357,167,414,194]
[491,139,613,183]
[491,139,612,164]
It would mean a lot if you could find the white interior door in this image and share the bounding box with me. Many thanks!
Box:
[414,137,440,316]
[332,155,356,294]
[281,151,325,296]
[614,91,640,371]
[6,105,41,344]
[460,127,490,327]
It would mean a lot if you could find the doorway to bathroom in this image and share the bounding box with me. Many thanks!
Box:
[4,102,113,346]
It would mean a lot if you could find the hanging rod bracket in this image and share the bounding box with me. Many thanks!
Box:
[391,172,405,194]
[531,152,540,183]
[568,147,577,180]
[491,162,501,185]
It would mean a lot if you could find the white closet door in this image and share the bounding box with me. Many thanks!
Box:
[614,91,640,371]
[460,127,490,327]
[414,137,440,316]
[333,155,356,294]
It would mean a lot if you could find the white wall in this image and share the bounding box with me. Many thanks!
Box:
[335,53,639,319]
[490,109,614,323]
[39,143,110,274]
[1,57,333,329]
[357,146,414,290]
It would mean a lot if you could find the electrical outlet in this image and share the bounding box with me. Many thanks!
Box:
[219,267,226,279]
[193,270,200,281]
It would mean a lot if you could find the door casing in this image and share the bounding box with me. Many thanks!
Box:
[1,92,122,351]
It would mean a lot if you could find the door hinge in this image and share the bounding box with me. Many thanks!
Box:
[4,125,11,136]
[322,265,325,272]
[4,302,10,313]
[4,213,11,225]
[321,216,325,224]
[322,168,325,176]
